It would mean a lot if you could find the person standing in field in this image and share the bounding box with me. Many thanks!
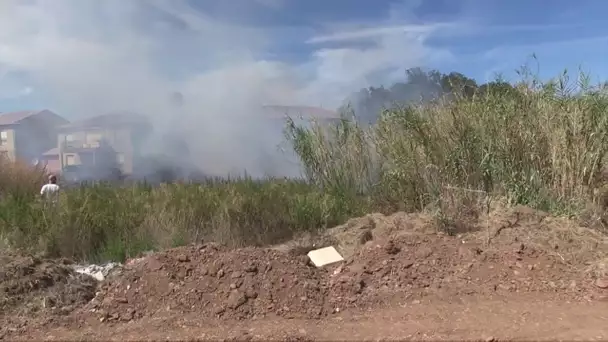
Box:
[40,174,60,203]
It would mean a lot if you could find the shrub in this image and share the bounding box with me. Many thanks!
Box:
[0,157,48,202]
[287,71,608,217]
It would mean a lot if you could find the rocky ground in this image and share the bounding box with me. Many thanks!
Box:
[2,205,608,341]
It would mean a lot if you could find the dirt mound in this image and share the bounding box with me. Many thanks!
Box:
[275,212,436,259]
[327,234,602,311]
[84,243,333,324]
[0,252,97,337]
[85,218,605,326]
[83,206,608,326]
[4,205,608,340]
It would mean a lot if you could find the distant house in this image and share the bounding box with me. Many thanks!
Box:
[53,112,152,180]
[262,105,340,123]
[34,147,62,175]
[0,110,69,168]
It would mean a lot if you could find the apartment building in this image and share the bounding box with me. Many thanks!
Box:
[0,110,69,164]
[54,112,152,180]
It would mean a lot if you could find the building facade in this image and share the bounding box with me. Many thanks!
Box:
[0,110,69,165]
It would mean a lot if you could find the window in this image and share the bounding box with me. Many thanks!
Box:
[65,154,76,166]
[0,151,7,160]
[65,134,74,142]
[116,153,125,164]
[86,132,103,145]
[0,131,7,146]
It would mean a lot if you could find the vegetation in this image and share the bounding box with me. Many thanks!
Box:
[288,67,608,226]
[2,67,608,263]
[0,164,364,262]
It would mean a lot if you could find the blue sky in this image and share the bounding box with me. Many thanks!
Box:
[1,0,607,115]
[186,0,608,81]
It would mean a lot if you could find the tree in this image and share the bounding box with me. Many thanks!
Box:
[476,80,517,97]
[345,67,482,123]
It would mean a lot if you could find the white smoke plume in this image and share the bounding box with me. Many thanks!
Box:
[0,0,450,177]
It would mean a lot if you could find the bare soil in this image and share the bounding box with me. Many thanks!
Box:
[3,205,608,341]
[23,295,608,341]
[0,252,96,339]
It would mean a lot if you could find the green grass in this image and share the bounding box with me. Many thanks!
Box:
[2,70,608,262]
[0,177,366,263]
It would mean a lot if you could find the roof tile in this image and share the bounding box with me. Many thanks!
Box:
[0,110,42,126]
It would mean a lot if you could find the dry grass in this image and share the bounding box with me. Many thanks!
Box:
[586,257,608,278]
[286,70,608,223]
[0,157,48,201]
[0,160,367,262]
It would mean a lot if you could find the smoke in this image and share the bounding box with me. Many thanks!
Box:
[0,0,452,178]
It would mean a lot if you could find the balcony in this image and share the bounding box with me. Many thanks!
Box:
[61,139,106,152]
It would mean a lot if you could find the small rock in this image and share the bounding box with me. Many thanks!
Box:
[384,240,401,255]
[597,295,608,302]
[496,284,511,291]
[412,299,421,305]
[214,307,226,315]
[244,264,258,273]
[121,309,135,322]
[415,247,433,259]
[231,271,242,279]
[114,297,128,304]
[217,269,225,278]
[333,265,344,276]
[177,254,190,262]
[595,278,608,289]
[298,255,311,266]
[485,337,496,342]
[208,264,220,276]
[226,291,247,309]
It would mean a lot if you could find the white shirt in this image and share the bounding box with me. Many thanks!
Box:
[40,183,60,201]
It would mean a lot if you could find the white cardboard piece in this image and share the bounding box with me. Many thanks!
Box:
[307,246,344,267]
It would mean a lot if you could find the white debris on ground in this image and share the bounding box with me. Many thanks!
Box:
[124,250,156,267]
[72,262,122,281]
[72,251,155,282]
[125,256,147,267]
[307,246,344,268]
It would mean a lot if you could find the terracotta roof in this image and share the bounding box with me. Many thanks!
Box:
[60,111,150,130]
[42,147,59,156]
[0,110,45,126]
[262,105,339,120]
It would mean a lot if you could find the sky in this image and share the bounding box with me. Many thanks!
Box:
[0,0,607,176]
[1,0,608,113]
